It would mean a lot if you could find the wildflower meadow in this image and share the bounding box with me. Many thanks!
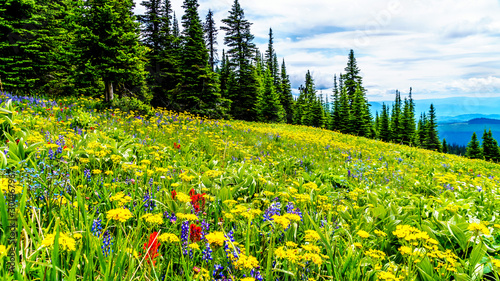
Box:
[1,93,500,281]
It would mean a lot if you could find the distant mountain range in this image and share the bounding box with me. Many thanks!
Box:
[369,96,500,123]
[369,96,500,146]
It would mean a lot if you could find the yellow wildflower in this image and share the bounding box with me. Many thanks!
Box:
[205,231,226,247]
[41,232,76,251]
[271,215,290,229]
[176,192,191,203]
[106,208,133,222]
[357,230,370,238]
[141,213,164,225]
[158,233,180,243]
[0,245,8,258]
[304,230,321,242]
[468,222,490,235]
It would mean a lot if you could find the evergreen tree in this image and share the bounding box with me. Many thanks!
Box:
[219,50,230,98]
[221,0,259,120]
[176,0,227,117]
[330,74,341,131]
[30,0,75,96]
[442,139,448,153]
[300,70,316,126]
[391,90,403,143]
[343,49,364,106]
[280,59,294,123]
[337,75,350,134]
[256,67,285,123]
[401,88,416,145]
[425,104,441,152]
[417,113,427,147]
[293,87,305,125]
[73,0,149,102]
[0,0,38,93]
[349,85,371,136]
[466,132,483,159]
[482,129,500,162]
[203,9,218,71]
[379,103,391,142]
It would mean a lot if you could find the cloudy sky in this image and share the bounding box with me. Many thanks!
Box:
[134,0,500,101]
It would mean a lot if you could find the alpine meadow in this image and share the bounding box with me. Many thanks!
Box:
[1,0,500,281]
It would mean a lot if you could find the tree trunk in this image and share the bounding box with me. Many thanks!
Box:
[105,81,114,102]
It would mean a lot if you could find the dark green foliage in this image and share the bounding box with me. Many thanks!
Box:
[466,132,483,159]
[348,85,371,137]
[330,74,341,131]
[343,49,364,106]
[221,0,259,120]
[424,104,441,152]
[0,0,35,92]
[280,59,294,123]
[417,113,427,147]
[391,90,403,143]
[482,129,500,162]
[203,9,218,71]
[442,139,448,153]
[337,76,350,134]
[379,103,391,142]
[175,0,228,117]
[73,0,149,102]
[256,67,285,123]
[401,88,416,146]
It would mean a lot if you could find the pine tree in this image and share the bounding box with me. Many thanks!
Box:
[379,103,391,142]
[203,9,218,71]
[466,132,483,159]
[391,90,403,143]
[256,67,285,123]
[425,104,441,152]
[280,59,294,123]
[482,129,500,162]
[300,70,316,126]
[349,85,371,137]
[343,49,364,106]
[330,74,340,130]
[221,0,259,120]
[176,0,227,117]
[442,139,448,153]
[417,113,427,147]
[73,0,149,102]
[0,0,38,93]
[401,88,416,145]
[338,75,350,134]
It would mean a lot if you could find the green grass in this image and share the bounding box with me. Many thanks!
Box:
[0,93,500,280]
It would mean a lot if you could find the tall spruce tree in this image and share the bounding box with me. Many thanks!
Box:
[391,90,403,143]
[442,139,448,153]
[0,0,38,93]
[379,103,391,142]
[417,113,427,147]
[176,0,227,117]
[466,132,483,159]
[482,129,500,162]
[401,88,416,146]
[203,9,218,71]
[349,85,371,136]
[338,75,350,134]
[425,104,441,152]
[280,59,294,123]
[300,70,316,126]
[74,0,149,102]
[343,49,364,106]
[221,0,259,120]
[256,67,285,123]
[330,74,341,131]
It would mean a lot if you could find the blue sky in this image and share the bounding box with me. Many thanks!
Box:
[134,0,500,101]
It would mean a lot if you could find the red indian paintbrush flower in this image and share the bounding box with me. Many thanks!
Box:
[142,232,161,266]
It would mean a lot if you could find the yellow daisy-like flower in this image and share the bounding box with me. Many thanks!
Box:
[158,233,180,243]
[141,213,164,225]
[374,229,387,237]
[41,232,77,251]
[188,243,200,250]
[234,253,259,270]
[468,222,490,236]
[304,230,321,242]
[205,231,226,247]
[107,208,133,223]
[271,215,290,229]
[240,277,255,281]
[353,242,363,249]
[398,246,412,255]
[0,245,8,258]
[177,213,198,221]
[176,192,191,203]
[73,233,83,240]
[357,230,370,238]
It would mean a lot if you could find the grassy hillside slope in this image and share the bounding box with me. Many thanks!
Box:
[1,93,500,280]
